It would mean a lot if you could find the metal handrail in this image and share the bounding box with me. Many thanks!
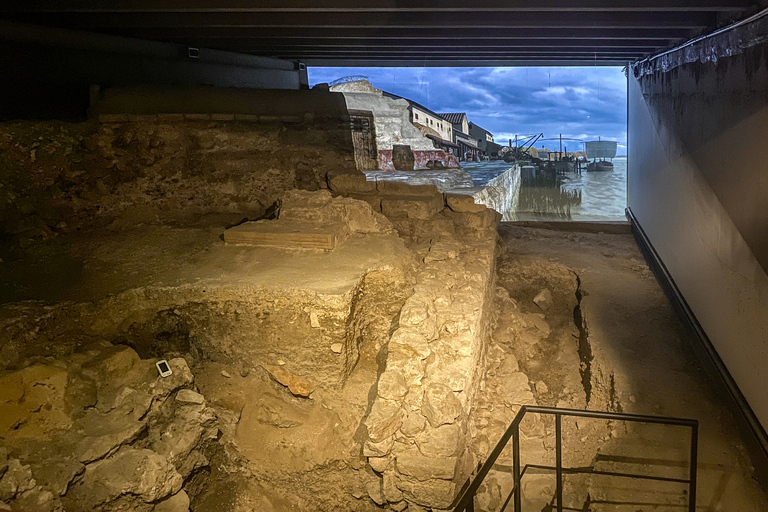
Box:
[453,405,699,512]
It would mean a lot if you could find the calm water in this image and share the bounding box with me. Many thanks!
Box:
[462,158,627,221]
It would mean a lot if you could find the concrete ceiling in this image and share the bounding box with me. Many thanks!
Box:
[1,1,765,66]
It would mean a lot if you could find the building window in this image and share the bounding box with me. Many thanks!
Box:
[415,113,419,120]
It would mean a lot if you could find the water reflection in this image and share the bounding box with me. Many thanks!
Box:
[462,157,627,221]
[518,170,581,220]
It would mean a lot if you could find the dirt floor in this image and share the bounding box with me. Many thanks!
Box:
[486,224,768,511]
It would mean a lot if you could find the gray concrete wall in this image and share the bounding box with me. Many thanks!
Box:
[0,21,304,119]
[628,15,768,430]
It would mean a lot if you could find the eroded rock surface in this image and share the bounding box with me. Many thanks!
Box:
[0,345,218,512]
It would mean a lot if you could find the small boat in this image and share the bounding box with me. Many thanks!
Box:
[586,160,614,172]
[585,140,618,172]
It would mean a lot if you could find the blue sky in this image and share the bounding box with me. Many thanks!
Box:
[309,67,628,155]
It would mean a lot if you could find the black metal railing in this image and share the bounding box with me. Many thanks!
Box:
[453,405,698,512]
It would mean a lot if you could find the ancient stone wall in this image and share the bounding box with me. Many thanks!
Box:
[327,169,502,510]
[0,112,356,253]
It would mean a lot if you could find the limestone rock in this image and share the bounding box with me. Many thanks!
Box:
[368,456,390,473]
[0,365,72,440]
[0,459,35,501]
[396,454,457,481]
[382,195,444,221]
[330,343,343,354]
[175,389,204,404]
[363,436,395,457]
[377,371,408,401]
[80,345,140,381]
[445,193,486,213]
[416,424,461,458]
[153,490,190,512]
[533,289,553,311]
[149,403,218,477]
[65,448,182,511]
[397,477,455,509]
[383,472,403,502]
[422,383,462,428]
[366,478,386,506]
[262,365,315,398]
[365,400,404,443]
[400,411,426,437]
[326,170,377,194]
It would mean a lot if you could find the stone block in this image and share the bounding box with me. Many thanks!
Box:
[396,477,455,509]
[416,424,461,457]
[381,195,444,221]
[446,209,501,230]
[364,436,395,457]
[184,113,211,121]
[210,113,235,121]
[327,170,377,194]
[445,193,487,213]
[341,193,382,212]
[422,383,462,428]
[377,371,408,401]
[366,400,404,443]
[395,454,457,481]
[224,220,347,250]
[376,181,440,197]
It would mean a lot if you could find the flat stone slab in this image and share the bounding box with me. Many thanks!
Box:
[224,220,347,250]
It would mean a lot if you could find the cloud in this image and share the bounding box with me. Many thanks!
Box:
[309,66,628,153]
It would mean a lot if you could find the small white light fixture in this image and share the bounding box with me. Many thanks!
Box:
[156,360,173,378]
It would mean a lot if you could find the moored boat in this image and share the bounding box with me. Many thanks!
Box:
[585,140,618,172]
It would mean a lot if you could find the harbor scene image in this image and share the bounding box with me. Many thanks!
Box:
[309,66,628,222]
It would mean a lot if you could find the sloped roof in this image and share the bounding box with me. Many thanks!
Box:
[437,113,467,125]
[469,121,491,135]
[381,91,448,121]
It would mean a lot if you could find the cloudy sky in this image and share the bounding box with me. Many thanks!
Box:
[308,66,628,155]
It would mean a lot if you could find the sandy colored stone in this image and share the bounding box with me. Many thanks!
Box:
[66,448,182,510]
[327,170,377,194]
[368,456,391,473]
[396,454,457,481]
[445,193,486,213]
[330,343,343,354]
[0,459,35,501]
[396,477,455,509]
[363,436,395,457]
[400,411,426,437]
[421,383,462,428]
[381,195,444,221]
[262,365,315,398]
[0,365,71,440]
[175,389,205,404]
[533,289,553,311]
[153,490,190,512]
[416,424,461,458]
[365,400,404,443]
[377,371,408,401]
[80,345,140,381]
[383,472,403,502]
[366,478,386,506]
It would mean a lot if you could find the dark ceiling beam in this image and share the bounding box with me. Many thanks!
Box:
[3,11,717,29]
[163,39,666,49]
[99,27,698,41]
[0,0,755,12]
[305,58,633,66]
